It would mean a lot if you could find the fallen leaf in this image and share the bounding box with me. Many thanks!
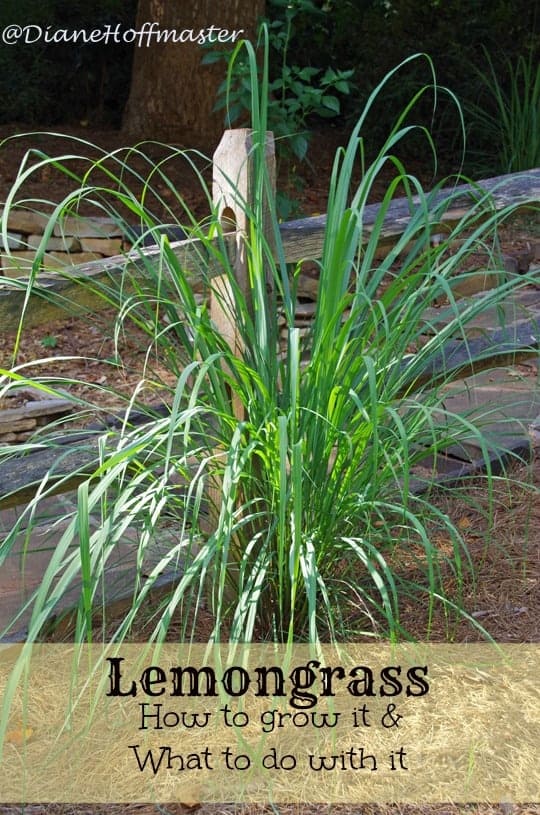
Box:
[6,727,34,746]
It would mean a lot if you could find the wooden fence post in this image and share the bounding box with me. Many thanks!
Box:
[205,129,276,538]
[210,128,276,402]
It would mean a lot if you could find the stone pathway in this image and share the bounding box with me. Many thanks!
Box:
[409,284,540,489]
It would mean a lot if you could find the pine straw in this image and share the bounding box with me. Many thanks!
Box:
[423,452,539,643]
[292,451,538,645]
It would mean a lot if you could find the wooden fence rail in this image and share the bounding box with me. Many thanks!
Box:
[0,132,538,332]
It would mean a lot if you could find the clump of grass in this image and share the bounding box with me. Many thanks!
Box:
[467,46,539,174]
[0,46,536,646]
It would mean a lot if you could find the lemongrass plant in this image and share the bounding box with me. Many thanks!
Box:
[0,46,535,645]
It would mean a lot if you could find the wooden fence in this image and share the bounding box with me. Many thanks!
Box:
[1,129,538,334]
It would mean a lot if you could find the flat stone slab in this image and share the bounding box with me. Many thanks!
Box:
[0,232,25,251]
[1,250,102,276]
[53,216,123,239]
[27,234,82,252]
[439,367,540,451]
[1,210,51,235]
[411,365,540,491]
[0,386,72,442]
[421,286,540,337]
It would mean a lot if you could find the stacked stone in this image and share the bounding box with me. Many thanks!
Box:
[0,211,124,277]
[0,387,72,444]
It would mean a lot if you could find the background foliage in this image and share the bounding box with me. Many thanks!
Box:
[270,0,539,169]
[0,0,137,126]
[0,0,537,167]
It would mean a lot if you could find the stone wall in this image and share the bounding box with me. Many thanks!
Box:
[0,387,72,444]
[0,211,129,443]
[0,211,125,277]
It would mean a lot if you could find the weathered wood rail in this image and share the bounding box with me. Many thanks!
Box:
[1,161,538,332]
[0,130,539,511]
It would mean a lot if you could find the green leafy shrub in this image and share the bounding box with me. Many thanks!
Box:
[263,0,538,167]
[204,0,354,163]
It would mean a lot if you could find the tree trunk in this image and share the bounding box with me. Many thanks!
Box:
[122,0,264,149]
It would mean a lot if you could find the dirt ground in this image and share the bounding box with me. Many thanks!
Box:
[0,123,348,225]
